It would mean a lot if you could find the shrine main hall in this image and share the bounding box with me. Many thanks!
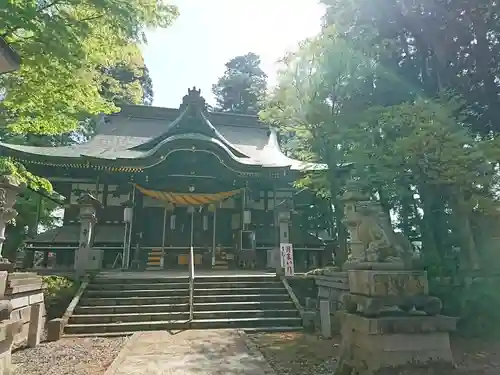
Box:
[0,88,333,272]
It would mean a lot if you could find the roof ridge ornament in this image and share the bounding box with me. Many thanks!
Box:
[180,86,206,115]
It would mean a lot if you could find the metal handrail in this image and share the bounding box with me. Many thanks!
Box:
[188,245,195,321]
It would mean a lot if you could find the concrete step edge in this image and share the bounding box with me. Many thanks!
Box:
[76,303,189,310]
[65,316,301,328]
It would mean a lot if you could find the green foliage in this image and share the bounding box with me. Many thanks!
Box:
[43,276,78,320]
[0,158,51,191]
[431,277,500,338]
[99,45,154,106]
[320,0,500,134]
[264,2,500,338]
[457,278,500,338]
[0,0,178,135]
[212,53,267,115]
[0,0,174,257]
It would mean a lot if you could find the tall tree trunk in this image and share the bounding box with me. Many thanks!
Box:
[417,183,441,270]
[452,193,480,270]
[399,184,414,239]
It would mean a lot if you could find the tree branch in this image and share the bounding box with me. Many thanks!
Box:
[2,0,67,38]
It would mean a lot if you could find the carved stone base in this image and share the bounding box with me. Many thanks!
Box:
[348,269,429,297]
[346,269,438,317]
[344,293,442,316]
[0,261,13,273]
[343,261,406,271]
[334,313,456,375]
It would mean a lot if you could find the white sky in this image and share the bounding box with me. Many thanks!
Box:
[142,0,325,108]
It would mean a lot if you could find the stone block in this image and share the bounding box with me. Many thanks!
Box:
[302,310,316,332]
[27,303,43,348]
[341,313,457,335]
[14,322,29,346]
[47,319,64,342]
[7,276,41,287]
[6,283,43,295]
[10,306,31,324]
[6,295,28,310]
[334,312,456,374]
[8,272,38,281]
[28,291,44,305]
[0,272,8,299]
[348,270,429,297]
[0,347,11,375]
[320,300,332,338]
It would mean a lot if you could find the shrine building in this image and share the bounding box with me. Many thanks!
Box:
[0,88,334,272]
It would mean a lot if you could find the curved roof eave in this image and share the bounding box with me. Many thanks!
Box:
[257,128,327,171]
[132,132,264,166]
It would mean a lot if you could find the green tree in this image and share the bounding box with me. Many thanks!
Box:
[0,0,177,259]
[264,26,497,274]
[320,0,500,135]
[99,45,154,106]
[212,52,267,115]
[0,0,178,136]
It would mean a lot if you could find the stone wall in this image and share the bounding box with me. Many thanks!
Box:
[3,272,45,348]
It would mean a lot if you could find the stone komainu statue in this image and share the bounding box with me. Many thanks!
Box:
[354,201,414,267]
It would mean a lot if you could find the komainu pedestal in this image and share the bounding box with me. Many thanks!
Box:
[344,270,442,317]
[335,312,456,375]
[335,270,456,375]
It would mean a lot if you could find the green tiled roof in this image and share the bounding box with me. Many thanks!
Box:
[0,88,327,172]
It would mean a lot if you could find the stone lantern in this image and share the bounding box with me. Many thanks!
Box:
[0,175,26,271]
[74,193,101,275]
[0,37,20,74]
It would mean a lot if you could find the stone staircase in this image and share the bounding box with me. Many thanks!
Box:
[64,274,302,336]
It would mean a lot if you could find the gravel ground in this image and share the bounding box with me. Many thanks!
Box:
[249,332,500,375]
[248,332,340,375]
[12,336,128,375]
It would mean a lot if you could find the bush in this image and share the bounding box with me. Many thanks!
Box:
[431,276,500,338]
[43,276,79,320]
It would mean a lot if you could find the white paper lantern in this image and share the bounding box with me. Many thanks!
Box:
[123,206,133,223]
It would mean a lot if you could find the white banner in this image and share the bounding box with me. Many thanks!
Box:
[280,243,295,276]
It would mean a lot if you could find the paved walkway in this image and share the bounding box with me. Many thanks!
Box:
[104,330,276,375]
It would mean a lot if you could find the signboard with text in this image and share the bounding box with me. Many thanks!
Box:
[280,243,295,276]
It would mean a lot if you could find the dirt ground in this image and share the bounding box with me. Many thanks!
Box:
[248,332,500,375]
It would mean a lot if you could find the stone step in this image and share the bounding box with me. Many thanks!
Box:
[193,301,296,311]
[64,332,136,338]
[84,289,189,298]
[193,309,300,319]
[69,311,190,324]
[189,317,302,330]
[93,277,189,284]
[64,317,301,335]
[194,294,291,303]
[194,275,277,283]
[65,320,189,334]
[64,325,303,338]
[243,326,304,333]
[80,295,189,306]
[86,282,189,290]
[75,303,189,315]
[194,287,285,296]
[194,281,282,289]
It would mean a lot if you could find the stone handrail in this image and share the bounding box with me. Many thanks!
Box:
[281,278,304,318]
[47,280,88,341]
